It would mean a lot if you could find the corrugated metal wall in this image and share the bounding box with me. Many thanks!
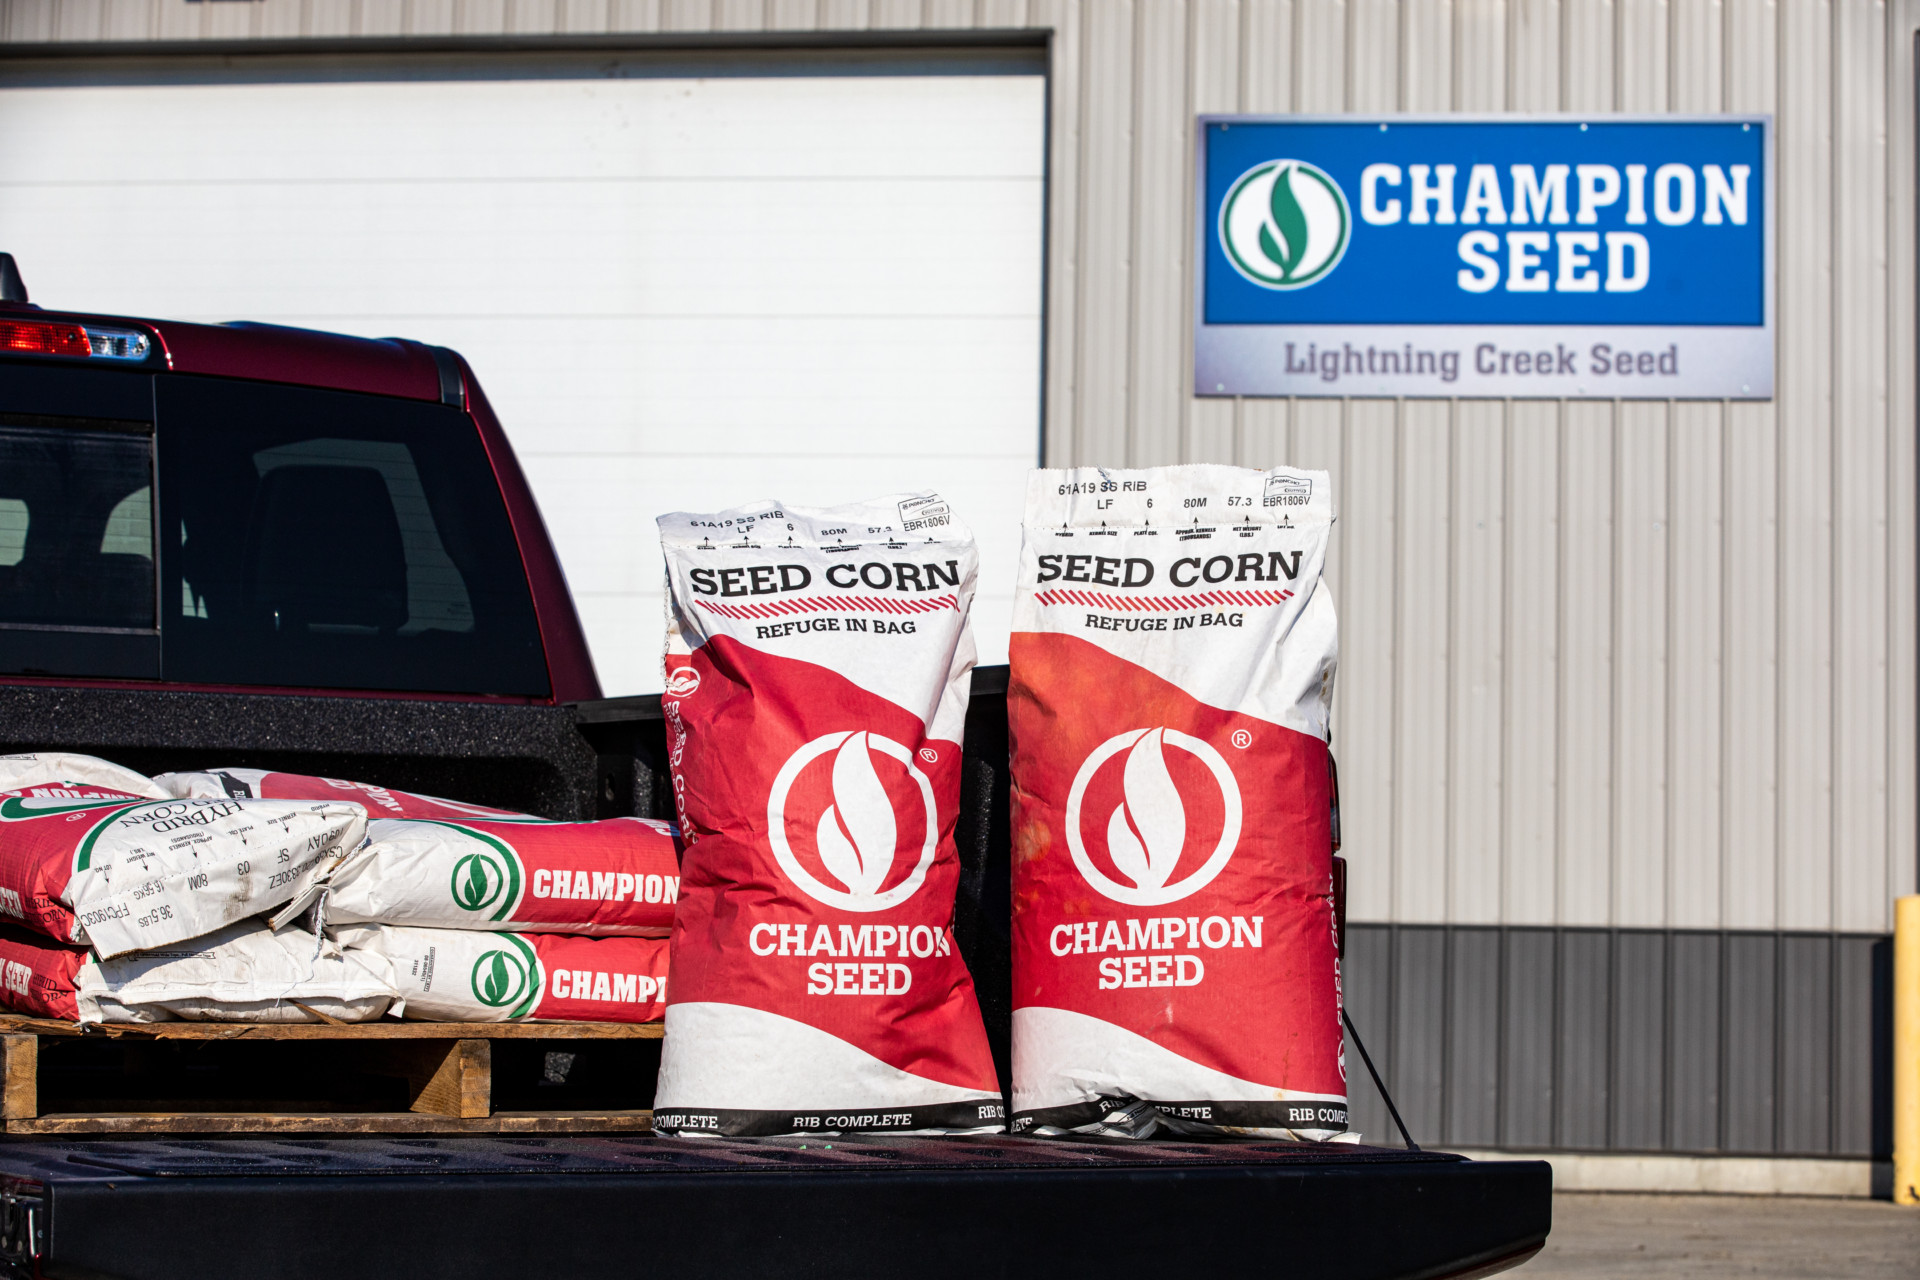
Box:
[12,0,1907,938]
[1342,923,1891,1155]
[7,0,1912,1158]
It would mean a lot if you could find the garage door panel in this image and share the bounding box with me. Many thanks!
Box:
[571,594,670,698]
[14,180,1041,320]
[0,77,1044,183]
[0,67,1042,694]
[389,317,1040,454]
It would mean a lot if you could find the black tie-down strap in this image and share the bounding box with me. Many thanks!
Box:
[1343,1008,1420,1152]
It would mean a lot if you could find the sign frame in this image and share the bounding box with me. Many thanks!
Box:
[1192,113,1776,400]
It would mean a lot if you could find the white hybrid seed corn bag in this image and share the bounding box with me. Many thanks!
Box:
[74,920,396,1024]
[650,492,1003,1137]
[1008,465,1348,1140]
[0,785,367,956]
[334,923,669,1023]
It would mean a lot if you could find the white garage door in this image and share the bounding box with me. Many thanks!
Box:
[0,55,1045,696]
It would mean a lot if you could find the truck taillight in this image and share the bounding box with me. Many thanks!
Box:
[0,319,89,356]
[0,319,150,361]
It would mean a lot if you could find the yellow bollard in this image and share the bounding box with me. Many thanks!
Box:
[1898,895,1920,1206]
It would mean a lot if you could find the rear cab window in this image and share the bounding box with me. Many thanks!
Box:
[157,375,550,697]
[0,361,550,697]
[0,363,158,678]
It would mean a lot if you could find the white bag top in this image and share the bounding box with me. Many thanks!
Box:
[657,491,978,739]
[1013,464,1336,740]
[0,753,168,800]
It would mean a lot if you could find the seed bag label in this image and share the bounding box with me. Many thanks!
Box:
[0,787,367,957]
[333,923,669,1023]
[650,493,1003,1138]
[156,768,527,821]
[1008,464,1349,1140]
[292,816,682,935]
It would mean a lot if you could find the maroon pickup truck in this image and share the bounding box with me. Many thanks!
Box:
[0,255,1549,1280]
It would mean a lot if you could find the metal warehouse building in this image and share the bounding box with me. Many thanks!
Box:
[2,0,1912,1187]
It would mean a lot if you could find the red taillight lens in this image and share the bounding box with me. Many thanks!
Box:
[0,319,91,357]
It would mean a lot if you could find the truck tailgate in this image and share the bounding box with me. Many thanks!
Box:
[0,1134,1546,1280]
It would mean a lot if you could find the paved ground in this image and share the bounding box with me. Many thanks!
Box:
[1513,1193,1920,1278]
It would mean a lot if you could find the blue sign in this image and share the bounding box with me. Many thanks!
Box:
[1194,116,1773,399]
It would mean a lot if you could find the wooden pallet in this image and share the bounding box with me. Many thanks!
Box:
[0,1015,662,1136]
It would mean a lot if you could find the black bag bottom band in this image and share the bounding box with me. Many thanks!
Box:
[652,1099,1007,1137]
[1011,1096,1350,1138]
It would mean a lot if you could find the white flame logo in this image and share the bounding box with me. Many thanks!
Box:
[767,730,938,912]
[815,733,898,897]
[1065,727,1242,906]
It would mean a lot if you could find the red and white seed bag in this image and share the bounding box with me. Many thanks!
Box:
[332,924,669,1024]
[1008,464,1349,1140]
[650,492,1004,1137]
[0,922,88,1020]
[277,816,682,936]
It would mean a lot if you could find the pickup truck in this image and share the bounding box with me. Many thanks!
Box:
[0,256,1550,1280]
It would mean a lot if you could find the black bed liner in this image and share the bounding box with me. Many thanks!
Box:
[0,1134,1549,1280]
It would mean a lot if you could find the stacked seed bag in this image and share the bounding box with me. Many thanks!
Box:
[156,767,681,1025]
[0,755,392,1023]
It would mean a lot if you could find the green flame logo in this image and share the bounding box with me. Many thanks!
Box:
[450,852,506,913]
[426,825,521,921]
[469,938,537,1017]
[1220,158,1351,290]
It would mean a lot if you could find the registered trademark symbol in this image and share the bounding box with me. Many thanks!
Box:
[918,747,938,764]
[1230,729,1253,749]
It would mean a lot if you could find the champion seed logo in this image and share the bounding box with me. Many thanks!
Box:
[766,730,938,913]
[428,826,522,921]
[450,851,508,914]
[470,938,537,1016]
[1219,159,1351,290]
[1065,727,1243,907]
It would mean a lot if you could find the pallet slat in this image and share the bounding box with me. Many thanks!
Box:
[5,1111,657,1136]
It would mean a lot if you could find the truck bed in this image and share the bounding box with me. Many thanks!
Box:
[0,669,1553,1278]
